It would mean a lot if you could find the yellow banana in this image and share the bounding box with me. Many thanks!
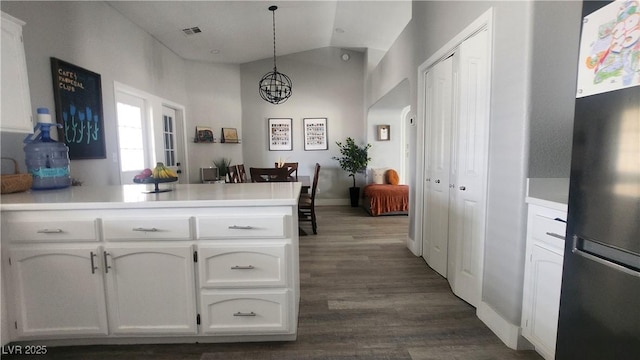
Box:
[165,168,177,177]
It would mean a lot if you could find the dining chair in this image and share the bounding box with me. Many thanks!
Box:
[299,163,320,234]
[226,165,240,183]
[275,162,298,181]
[249,167,289,182]
[236,164,247,183]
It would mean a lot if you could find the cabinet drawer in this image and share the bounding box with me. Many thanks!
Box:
[200,290,290,334]
[5,218,98,242]
[102,217,191,240]
[532,214,567,251]
[198,244,287,288]
[197,215,286,239]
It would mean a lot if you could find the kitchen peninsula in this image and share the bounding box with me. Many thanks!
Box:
[1,182,301,346]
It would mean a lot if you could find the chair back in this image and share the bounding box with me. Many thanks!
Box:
[237,164,247,183]
[275,162,298,181]
[250,167,290,182]
[310,163,321,202]
[226,165,240,183]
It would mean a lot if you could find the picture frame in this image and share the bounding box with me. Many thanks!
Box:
[221,127,239,143]
[377,125,390,141]
[195,126,214,143]
[303,117,328,151]
[268,118,293,151]
[50,57,106,159]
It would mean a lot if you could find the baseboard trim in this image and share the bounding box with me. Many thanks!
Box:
[477,301,533,350]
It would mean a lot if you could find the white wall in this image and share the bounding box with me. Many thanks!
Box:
[0,1,246,186]
[366,79,409,183]
[184,60,243,182]
[366,0,582,343]
[240,47,365,203]
[529,0,581,178]
[0,1,189,185]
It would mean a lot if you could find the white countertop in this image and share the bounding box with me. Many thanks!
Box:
[525,178,569,212]
[0,182,302,211]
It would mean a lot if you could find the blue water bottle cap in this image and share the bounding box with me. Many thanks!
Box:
[37,107,50,114]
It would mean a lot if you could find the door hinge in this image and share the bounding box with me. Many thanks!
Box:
[196,314,201,325]
[193,251,198,263]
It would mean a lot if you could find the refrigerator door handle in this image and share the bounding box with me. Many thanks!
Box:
[572,235,640,278]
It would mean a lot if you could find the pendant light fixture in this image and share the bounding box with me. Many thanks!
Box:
[259,5,292,105]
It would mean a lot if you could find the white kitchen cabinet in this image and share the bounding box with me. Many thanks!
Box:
[0,183,301,345]
[103,244,197,335]
[1,11,33,133]
[198,244,288,288]
[200,290,290,335]
[196,211,297,337]
[521,203,567,360]
[7,246,109,338]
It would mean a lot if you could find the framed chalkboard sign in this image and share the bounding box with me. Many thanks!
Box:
[50,58,106,159]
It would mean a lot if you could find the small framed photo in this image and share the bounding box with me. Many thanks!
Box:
[195,126,214,143]
[268,118,293,151]
[221,128,238,143]
[303,117,328,151]
[377,125,390,141]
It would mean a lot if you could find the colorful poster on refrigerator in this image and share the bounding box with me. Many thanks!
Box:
[576,0,640,98]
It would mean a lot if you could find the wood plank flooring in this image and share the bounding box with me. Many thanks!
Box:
[5,206,542,360]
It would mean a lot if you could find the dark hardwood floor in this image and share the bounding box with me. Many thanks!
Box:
[5,206,541,360]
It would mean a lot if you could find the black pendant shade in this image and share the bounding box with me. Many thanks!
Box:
[259,5,292,105]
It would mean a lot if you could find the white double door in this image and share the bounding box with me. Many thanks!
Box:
[422,29,489,308]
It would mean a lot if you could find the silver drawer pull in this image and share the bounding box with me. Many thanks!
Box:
[231,265,255,270]
[546,232,566,241]
[233,312,256,317]
[228,225,254,230]
[37,228,63,234]
[132,227,159,232]
[90,251,98,274]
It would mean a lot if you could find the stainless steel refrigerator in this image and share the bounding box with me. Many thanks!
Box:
[555,1,640,359]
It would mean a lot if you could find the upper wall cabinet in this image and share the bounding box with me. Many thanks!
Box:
[1,11,33,133]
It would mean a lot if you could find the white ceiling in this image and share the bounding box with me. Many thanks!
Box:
[107,0,412,64]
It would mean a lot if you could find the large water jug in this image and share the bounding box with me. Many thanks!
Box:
[24,108,71,190]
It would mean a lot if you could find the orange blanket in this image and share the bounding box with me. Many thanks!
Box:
[363,184,409,216]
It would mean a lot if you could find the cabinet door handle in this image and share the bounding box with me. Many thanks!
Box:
[103,251,112,273]
[37,228,63,234]
[228,225,254,230]
[459,186,466,191]
[435,179,440,184]
[90,251,98,274]
[546,232,566,241]
[233,312,256,317]
[231,265,255,270]
[132,227,159,232]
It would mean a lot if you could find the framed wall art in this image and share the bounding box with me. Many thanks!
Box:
[377,125,390,141]
[268,118,293,151]
[221,127,238,143]
[50,57,106,159]
[195,126,214,143]
[303,117,328,151]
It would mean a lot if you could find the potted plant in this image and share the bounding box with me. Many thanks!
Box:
[333,137,371,207]
[213,157,232,180]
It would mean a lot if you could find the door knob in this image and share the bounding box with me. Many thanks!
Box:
[459,186,466,191]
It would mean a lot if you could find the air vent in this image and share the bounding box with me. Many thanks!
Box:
[182,27,202,35]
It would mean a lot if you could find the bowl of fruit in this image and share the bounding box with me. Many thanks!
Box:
[133,163,178,193]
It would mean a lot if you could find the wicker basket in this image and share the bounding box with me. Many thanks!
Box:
[1,157,32,194]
